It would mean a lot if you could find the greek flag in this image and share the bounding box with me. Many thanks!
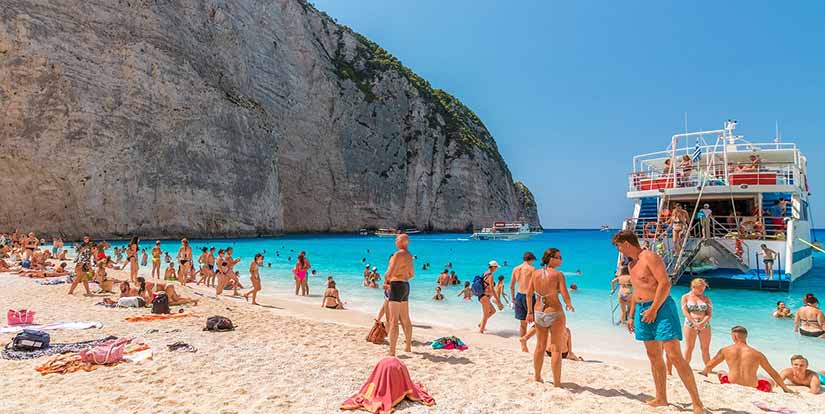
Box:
[692,141,702,162]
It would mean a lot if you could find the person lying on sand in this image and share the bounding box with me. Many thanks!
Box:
[700,326,794,393]
[145,280,198,306]
[322,281,344,309]
[545,327,583,361]
[779,355,822,394]
[18,263,70,278]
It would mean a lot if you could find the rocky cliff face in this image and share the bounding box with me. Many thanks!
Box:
[0,0,540,238]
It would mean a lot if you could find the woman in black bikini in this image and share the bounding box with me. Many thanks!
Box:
[126,237,139,284]
[322,280,344,309]
[794,293,825,338]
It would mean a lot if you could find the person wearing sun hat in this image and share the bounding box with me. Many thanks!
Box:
[478,260,503,334]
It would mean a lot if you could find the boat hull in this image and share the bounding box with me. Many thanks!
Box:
[471,232,541,241]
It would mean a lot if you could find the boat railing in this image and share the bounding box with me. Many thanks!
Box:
[627,215,787,243]
[632,142,799,169]
[628,162,799,192]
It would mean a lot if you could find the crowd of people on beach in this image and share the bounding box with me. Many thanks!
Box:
[2,228,824,410]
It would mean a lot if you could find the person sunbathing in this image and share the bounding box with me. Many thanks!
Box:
[700,326,794,393]
[56,250,67,260]
[163,283,198,306]
[322,281,344,309]
[0,258,10,270]
[164,263,176,280]
[19,262,70,278]
[545,327,583,361]
[779,355,822,394]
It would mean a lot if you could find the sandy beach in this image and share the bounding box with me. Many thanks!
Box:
[0,260,821,414]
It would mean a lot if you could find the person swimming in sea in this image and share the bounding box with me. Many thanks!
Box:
[457,281,472,301]
[432,286,444,301]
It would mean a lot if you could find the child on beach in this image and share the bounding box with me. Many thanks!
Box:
[458,281,472,301]
[433,286,444,301]
[495,275,510,305]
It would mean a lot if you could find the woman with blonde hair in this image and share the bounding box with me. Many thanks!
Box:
[681,278,713,365]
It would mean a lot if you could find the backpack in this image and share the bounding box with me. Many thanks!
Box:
[366,320,387,344]
[204,316,234,332]
[471,275,486,297]
[151,292,170,314]
[12,329,50,351]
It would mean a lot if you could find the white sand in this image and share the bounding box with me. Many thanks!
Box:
[0,263,821,414]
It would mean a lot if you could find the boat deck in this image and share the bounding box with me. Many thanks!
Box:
[676,268,791,291]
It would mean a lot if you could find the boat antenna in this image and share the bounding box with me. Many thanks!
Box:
[774,120,781,149]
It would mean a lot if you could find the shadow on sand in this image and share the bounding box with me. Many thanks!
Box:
[412,351,473,365]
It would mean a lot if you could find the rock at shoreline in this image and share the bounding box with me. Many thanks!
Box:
[0,0,540,238]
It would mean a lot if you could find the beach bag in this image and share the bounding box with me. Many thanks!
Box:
[366,320,387,344]
[151,293,170,314]
[471,275,486,297]
[12,329,50,351]
[204,316,234,332]
[7,309,36,326]
[117,297,146,308]
[79,338,129,365]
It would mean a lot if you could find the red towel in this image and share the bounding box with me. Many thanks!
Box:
[341,357,435,414]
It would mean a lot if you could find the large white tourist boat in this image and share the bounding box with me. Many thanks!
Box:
[471,221,541,240]
[621,120,815,291]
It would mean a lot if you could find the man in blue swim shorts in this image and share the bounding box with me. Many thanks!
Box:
[510,252,537,352]
[613,230,704,414]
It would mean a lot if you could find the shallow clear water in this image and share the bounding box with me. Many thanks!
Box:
[109,229,825,369]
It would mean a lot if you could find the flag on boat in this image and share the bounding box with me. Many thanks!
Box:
[692,141,702,162]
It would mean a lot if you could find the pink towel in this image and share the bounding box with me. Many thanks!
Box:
[341,357,435,414]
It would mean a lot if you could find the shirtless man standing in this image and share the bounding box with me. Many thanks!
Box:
[384,234,414,356]
[701,326,793,394]
[511,252,537,352]
[612,230,703,413]
[779,355,822,394]
[177,239,193,285]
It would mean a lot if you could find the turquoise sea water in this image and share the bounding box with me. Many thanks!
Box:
[110,229,825,369]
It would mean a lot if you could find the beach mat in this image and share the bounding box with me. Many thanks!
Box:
[0,321,103,333]
[2,336,117,360]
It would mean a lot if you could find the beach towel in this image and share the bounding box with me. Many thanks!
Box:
[35,343,151,375]
[36,278,68,285]
[752,401,796,414]
[125,312,196,322]
[341,357,435,414]
[0,321,103,334]
[431,336,468,351]
[1,336,118,360]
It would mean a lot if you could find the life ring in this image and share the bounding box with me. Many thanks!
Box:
[643,222,656,238]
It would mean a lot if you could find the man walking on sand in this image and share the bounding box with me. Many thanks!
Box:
[511,252,537,352]
[385,234,414,356]
[612,230,703,414]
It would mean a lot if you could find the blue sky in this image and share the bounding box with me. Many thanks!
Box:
[314,0,825,228]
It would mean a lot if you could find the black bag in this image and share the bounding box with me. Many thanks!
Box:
[204,316,234,332]
[12,329,50,351]
[152,292,170,314]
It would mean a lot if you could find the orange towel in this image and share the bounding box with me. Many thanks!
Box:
[341,357,435,414]
[125,313,196,322]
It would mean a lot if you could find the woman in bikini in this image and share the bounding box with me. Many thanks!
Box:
[244,253,263,304]
[293,251,310,296]
[610,265,633,324]
[794,293,825,338]
[126,236,139,283]
[526,248,574,386]
[151,241,162,279]
[196,247,211,285]
[680,278,713,366]
[321,280,344,309]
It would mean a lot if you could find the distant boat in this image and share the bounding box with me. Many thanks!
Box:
[358,228,369,236]
[374,228,422,237]
[600,225,610,232]
[471,221,540,241]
